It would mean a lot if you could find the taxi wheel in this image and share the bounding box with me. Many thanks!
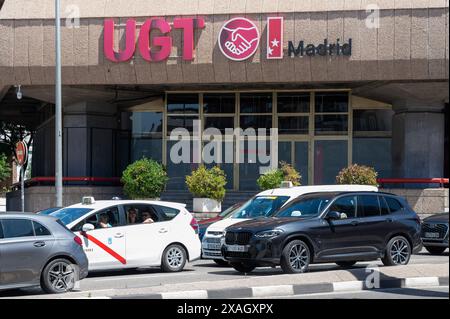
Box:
[161,244,187,272]
[41,258,77,294]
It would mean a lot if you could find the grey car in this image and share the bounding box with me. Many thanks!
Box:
[0,213,89,294]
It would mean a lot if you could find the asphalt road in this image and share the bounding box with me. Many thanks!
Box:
[0,249,448,298]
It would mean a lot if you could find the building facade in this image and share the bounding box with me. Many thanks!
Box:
[0,1,448,210]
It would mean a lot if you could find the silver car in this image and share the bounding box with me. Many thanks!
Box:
[0,213,89,294]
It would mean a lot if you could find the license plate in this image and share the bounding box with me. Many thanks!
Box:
[424,232,440,238]
[203,243,221,250]
[227,245,248,252]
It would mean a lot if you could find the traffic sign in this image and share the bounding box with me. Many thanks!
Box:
[15,141,28,166]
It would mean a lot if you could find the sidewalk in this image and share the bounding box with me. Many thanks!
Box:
[30,262,449,299]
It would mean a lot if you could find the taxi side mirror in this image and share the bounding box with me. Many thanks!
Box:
[82,223,95,232]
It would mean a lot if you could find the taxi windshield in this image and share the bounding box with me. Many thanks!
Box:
[50,208,93,225]
[231,196,290,219]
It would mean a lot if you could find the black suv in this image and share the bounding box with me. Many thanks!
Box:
[222,192,422,274]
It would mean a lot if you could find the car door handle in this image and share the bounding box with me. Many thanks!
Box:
[351,221,359,226]
[159,228,168,233]
[33,241,46,248]
[114,233,124,238]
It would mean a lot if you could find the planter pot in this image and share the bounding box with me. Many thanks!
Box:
[193,198,221,213]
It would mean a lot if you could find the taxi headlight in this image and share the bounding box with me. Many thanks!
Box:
[255,229,283,238]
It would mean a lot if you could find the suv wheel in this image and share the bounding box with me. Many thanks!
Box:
[382,236,411,266]
[213,259,229,266]
[161,244,187,272]
[280,240,311,274]
[336,261,357,268]
[230,262,255,273]
[425,246,447,255]
[41,258,77,294]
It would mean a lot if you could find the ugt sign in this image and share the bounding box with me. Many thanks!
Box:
[104,18,205,62]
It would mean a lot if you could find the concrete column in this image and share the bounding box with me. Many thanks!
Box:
[392,103,445,178]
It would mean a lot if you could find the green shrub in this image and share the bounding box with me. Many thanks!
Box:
[336,164,378,186]
[186,165,227,202]
[257,169,284,190]
[0,153,11,183]
[121,158,168,199]
[280,161,301,186]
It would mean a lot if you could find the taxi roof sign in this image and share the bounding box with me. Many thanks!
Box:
[280,181,293,188]
[82,196,95,205]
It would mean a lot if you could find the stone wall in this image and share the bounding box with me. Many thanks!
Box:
[382,188,449,220]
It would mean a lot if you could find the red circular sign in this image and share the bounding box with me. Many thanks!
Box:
[15,141,28,166]
[218,18,260,61]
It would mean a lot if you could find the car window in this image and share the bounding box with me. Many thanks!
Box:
[72,206,121,231]
[379,196,390,215]
[1,219,34,238]
[50,208,93,226]
[232,196,290,219]
[385,197,403,213]
[357,195,381,218]
[153,205,180,221]
[329,196,356,219]
[124,205,160,225]
[33,221,51,236]
[0,221,3,239]
[275,195,333,218]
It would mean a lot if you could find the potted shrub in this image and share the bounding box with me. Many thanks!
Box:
[336,164,378,186]
[257,162,302,190]
[186,165,227,213]
[121,158,168,200]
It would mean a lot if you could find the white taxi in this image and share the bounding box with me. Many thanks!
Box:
[202,184,379,263]
[50,197,201,272]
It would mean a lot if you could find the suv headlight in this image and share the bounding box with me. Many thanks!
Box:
[255,229,283,238]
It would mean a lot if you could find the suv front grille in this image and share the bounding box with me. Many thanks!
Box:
[225,232,252,245]
[421,223,448,239]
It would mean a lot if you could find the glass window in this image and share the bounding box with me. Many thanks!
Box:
[1,219,34,238]
[124,205,160,225]
[72,207,121,231]
[33,221,51,236]
[204,117,234,134]
[353,138,391,178]
[277,93,310,113]
[132,139,162,163]
[166,141,199,190]
[232,196,290,219]
[239,140,274,190]
[240,115,272,130]
[314,140,348,185]
[385,197,403,213]
[167,94,199,114]
[278,142,292,164]
[295,142,309,185]
[0,221,3,239]
[275,194,334,218]
[204,94,235,114]
[49,208,93,226]
[278,117,309,135]
[167,116,199,135]
[315,92,349,113]
[329,196,356,218]
[379,196,390,215]
[357,195,381,217]
[353,109,393,133]
[153,205,180,221]
[240,93,272,113]
[131,112,163,136]
[315,115,348,135]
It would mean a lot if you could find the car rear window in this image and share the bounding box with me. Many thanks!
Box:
[1,219,34,238]
[385,197,403,213]
[153,205,180,221]
[33,221,51,236]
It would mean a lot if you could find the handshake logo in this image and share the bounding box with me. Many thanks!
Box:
[218,18,260,61]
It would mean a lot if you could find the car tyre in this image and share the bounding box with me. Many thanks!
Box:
[41,258,78,294]
[382,236,411,266]
[280,240,311,274]
[425,246,447,255]
[161,244,187,272]
[335,261,357,268]
[230,262,255,273]
[213,259,229,266]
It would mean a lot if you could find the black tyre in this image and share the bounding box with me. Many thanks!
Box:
[41,258,78,294]
[161,244,187,272]
[213,259,229,266]
[425,246,447,255]
[336,261,357,268]
[280,240,311,274]
[382,236,411,266]
[230,262,256,273]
